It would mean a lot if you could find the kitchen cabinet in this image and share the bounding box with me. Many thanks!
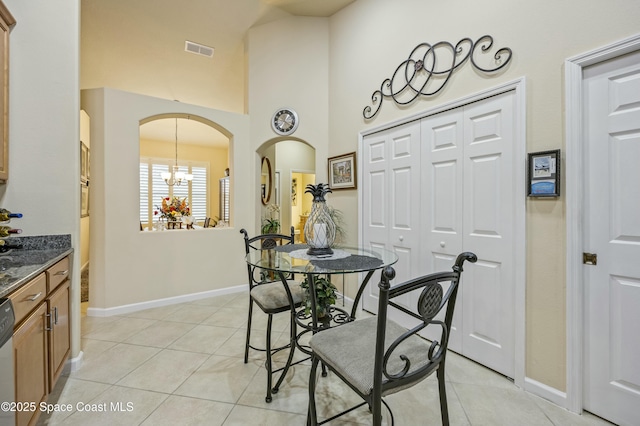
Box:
[47,281,70,392]
[8,256,71,426]
[13,304,48,426]
[0,1,15,182]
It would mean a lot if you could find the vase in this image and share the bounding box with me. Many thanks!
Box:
[303,183,336,256]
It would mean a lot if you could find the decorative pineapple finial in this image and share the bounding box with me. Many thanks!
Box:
[304,183,332,202]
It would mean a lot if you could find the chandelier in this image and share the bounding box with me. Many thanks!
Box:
[162,117,193,186]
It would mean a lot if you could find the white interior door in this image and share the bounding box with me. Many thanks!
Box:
[421,94,515,376]
[362,121,421,319]
[361,92,517,379]
[460,93,515,377]
[420,109,464,351]
[583,49,640,426]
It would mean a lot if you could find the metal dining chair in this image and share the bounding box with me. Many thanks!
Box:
[307,252,477,425]
[240,227,303,402]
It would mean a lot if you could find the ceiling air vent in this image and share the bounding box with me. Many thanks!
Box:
[185,41,214,58]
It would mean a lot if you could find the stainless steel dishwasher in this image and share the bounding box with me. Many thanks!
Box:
[0,298,15,425]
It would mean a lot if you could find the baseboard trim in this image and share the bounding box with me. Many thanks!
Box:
[524,376,568,408]
[69,350,84,373]
[86,284,248,317]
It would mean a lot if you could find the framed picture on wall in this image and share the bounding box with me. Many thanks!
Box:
[80,142,88,183]
[291,177,298,206]
[81,183,89,217]
[328,152,357,190]
[527,149,560,197]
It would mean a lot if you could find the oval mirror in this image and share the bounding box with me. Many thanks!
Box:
[261,157,272,205]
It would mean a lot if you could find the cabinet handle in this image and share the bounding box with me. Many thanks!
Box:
[54,307,58,324]
[54,270,68,276]
[45,313,52,331]
[27,292,42,302]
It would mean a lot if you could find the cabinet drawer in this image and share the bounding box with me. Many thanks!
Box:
[9,272,47,327]
[46,257,69,292]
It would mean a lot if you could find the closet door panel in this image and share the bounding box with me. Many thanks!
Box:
[362,122,421,319]
[420,110,464,350]
[462,92,515,377]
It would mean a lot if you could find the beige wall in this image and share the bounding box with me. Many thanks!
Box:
[81,88,252,311]
[248,17,329,184]
[325,0,640,393]
[139,138,229,223]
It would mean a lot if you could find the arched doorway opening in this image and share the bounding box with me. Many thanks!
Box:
[139,114,230,230]
[257,139,315,240]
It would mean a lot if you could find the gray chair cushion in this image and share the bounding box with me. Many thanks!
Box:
[310,316,432,396]
[251,280,303,312]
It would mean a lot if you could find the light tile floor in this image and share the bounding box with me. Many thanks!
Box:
[37,292,613,425]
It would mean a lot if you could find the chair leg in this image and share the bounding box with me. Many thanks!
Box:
[273,306,297,394]
[437,364,450,426]
[244,298,254,364]
[371,397,382,426]
[265,313,274,403]
[307,356,320,426]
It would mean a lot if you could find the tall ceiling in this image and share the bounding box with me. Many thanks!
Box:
[81,0,355,145]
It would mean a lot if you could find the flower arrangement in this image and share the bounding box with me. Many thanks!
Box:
[154,196,190,221]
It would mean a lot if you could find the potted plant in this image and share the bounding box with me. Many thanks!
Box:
[300,275,337,318]
[261,203,281,234]
[261,218,280,234]
[328,206,346,246]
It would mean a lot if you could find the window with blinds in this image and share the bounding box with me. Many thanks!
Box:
[191,166,207,220]
[140,158,209,226]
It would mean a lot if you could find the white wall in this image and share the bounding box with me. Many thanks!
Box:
[2,0,81,357]
[327,0,640,392]
[81,88,252,311]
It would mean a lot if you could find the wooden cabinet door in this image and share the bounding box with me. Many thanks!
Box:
[13,303,48,426]
[0,2,15,182]
[48,280,70,392]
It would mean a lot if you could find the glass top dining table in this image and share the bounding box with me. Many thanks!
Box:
[245,244,399,354]
[244,244,398,277]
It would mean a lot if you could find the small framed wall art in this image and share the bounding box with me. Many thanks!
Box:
[328,152,357,190]
[527,149,560,197]
[80,141,88,183]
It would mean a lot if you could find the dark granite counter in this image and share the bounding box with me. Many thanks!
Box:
[0,235,73,298]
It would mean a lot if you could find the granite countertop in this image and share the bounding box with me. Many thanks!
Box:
[0,235,73,298]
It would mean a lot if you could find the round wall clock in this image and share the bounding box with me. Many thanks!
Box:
[271,108,299,135]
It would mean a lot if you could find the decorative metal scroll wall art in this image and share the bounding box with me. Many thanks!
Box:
[363,35,513,119]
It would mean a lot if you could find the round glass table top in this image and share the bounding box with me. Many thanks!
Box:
[245,244,398,275]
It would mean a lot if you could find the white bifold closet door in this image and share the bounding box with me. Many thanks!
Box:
[362,91,515,378]
[362,121,422,321]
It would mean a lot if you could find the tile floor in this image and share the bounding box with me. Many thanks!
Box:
[37,292,613,425]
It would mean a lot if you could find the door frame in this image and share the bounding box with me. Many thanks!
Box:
[358,77,527,389]
[565,33,640,414]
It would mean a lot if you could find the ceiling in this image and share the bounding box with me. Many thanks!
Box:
[82,0,355,147]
